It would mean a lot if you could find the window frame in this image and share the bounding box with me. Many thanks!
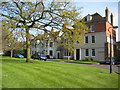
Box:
[91,49,95,57]
[90,25,95,32]
[85,36,89,43]
[85,49,89,57]
[50,42,53,47]
[91,35,95,44]
[49,50,53,56]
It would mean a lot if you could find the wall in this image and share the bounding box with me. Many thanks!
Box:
[79,32,107,61]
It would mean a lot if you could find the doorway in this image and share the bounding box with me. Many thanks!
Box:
[76,49,80,60]
[57,51,60,59]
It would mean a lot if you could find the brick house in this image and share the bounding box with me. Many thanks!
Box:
[74,7,118,61]
[61,7,118,61]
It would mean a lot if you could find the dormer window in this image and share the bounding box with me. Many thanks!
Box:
[90,25,95,32]
[87,14,92,21]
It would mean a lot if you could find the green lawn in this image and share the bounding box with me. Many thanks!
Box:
[48,59,100,64]
[2,56,119,88]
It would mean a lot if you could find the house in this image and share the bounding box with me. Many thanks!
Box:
[74,7,117,61]
[31,30,59,59]
[31,7,118,61]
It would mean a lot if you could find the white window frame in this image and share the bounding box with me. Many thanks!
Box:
[85,49,89,57]
[91,49,95,57]
[90,25,95,32]
[91,35,96,44]
[85,36,89,43]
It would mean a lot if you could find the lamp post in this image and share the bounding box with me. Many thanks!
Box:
[108,27,112,74]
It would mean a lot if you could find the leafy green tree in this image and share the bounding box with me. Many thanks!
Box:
[2,21,25,57]
[1,0,88,62]
[58,20,88,52]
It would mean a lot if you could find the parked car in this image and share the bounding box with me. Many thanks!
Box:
[15,54,24,58]
[31,53,47,61]
[40,54,47,61]
[100,59,117,65]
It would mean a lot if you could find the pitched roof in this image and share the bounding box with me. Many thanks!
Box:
[84,12,106,24]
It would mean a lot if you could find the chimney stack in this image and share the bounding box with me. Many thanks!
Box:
[105,7,110,22]
[110,13,113,26]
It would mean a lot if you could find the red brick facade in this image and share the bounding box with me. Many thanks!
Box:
[87,23,106,33]
[84,7,118,60]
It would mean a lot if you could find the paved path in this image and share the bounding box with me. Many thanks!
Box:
[79,64,119,74]
[48,60,120,74]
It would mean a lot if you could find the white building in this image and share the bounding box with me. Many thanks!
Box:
[31,8,118,61]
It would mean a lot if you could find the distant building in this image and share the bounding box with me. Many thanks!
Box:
[31,30,59,59]
[31,38,57,59]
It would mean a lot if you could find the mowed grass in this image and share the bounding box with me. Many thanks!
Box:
[2,56,119,88]
[48,59,100,64]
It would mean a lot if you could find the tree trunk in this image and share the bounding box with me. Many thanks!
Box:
[10,49,13,58]
[26,27,30,62]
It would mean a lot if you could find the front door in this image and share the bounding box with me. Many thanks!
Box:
[57,52,60,59]
[76,49,80,60]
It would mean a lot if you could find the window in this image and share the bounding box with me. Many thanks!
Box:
[92,49,95,56]
[85,36,88,43]
[85,49,89,56]
[87,15,92,21]
[42,50,44,54]
[49,50,53,56]
[42,43,44,48]
[64,50,67,56]
[90,25,95,32]
[69,52,71,56]
[92,36,95,43]
[46,41,48,47]
[64,50,71,56]
[50,42,53,47]
[64,50,66,56]
[46,50,48,55]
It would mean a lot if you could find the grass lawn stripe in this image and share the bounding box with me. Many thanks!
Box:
[3,63,85,88]
[2,64,41,88]
[2,57,118,88]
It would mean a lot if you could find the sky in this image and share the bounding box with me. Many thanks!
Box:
[1,0,119,41]
[72,1,119,41]
[73,2,118,26]
[30,1,119,41]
